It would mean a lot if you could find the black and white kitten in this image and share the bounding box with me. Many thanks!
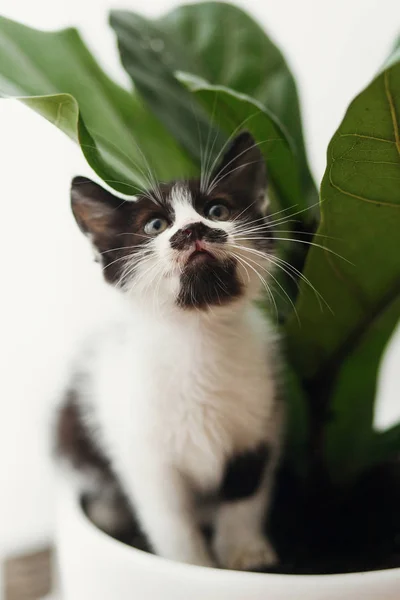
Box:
[56,132,284,570]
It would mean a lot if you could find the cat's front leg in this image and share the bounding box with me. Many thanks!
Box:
[213,443,279,571]
[124,459,214,567]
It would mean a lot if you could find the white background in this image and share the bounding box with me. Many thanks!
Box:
[0,0,399,590]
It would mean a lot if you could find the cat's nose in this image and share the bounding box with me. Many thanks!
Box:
[170,222,227,251]
[182,222,207,241]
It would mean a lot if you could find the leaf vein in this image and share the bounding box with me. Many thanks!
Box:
[384,68,400,157]
[339,133,396,144]
[338,157,399,166]
[329,165,400,208]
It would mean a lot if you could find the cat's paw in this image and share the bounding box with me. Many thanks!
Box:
[214,535,278,571]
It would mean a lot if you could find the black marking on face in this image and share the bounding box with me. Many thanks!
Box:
[221,444,270,501]
[71,176,170,285]
[170,222,228,251]
[177,257,242,309]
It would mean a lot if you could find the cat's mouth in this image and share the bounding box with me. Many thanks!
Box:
[186,241,216,265]
[187,248,215,264]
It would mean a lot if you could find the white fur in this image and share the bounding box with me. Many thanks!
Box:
[69,185,282,568]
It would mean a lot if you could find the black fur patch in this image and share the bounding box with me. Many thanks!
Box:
[221,444,270,501]
[177,257,242,309]
[170,222,227,251]
[55,390,111,477]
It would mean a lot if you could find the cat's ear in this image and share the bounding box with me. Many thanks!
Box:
[212,132,267,204]
[71,176,127,244]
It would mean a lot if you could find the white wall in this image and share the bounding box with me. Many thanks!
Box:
[0,0,399,576]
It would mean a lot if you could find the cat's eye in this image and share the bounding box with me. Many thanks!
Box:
[144,217,168,236]
[205,203,231,221]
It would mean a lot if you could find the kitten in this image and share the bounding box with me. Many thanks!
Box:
[56,132,284,570]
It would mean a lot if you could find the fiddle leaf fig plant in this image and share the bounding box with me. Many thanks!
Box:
[0,3,399,487]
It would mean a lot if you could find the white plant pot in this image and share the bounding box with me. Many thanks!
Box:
[56,482,400,600]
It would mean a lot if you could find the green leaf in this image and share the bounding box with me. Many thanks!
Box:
[324,295,400,481]
[109,10,225,167]
[110,1,318,221]
[158,1,318,214]
[286,43,400,482]
[0,16,195,192]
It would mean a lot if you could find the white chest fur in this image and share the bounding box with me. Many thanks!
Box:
[82,300,277,494]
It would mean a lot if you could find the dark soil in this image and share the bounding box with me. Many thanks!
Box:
[83,460,400,575]
[268,460,400,574]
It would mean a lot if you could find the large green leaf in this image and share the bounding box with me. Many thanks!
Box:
[110,2,318,222]
[286,43,400,482]
[109,10,225,168]
[0,16,194,192]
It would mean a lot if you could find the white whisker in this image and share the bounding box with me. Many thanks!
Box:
[234,236,351,263]
[229,242,332,313]
[233,250,298,323]
[230,251,278,320]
